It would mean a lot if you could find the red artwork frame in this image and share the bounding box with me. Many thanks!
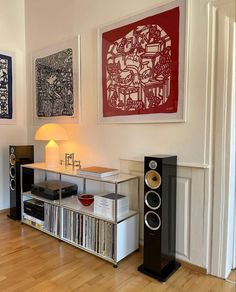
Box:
[98,0,187,123]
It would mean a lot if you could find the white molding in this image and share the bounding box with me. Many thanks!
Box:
[205,0,218,276]
[207,0,236,278]
[234,180,236,268]
[203,167,213,272]
[233,22,236,269]
[120,157,210,169]
[231,18,236,271]
[220,15,236,278]
[177,162,210,169]
[204,4,217,166]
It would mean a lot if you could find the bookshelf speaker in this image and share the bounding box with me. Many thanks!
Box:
[8,145,34,220]
[138,155,180,282]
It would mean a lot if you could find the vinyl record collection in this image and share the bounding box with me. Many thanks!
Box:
[62,208,114,259]
[44,203,59,235]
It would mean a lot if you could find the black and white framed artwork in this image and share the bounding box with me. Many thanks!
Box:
[0,51,15,124]
[32,36,80,123]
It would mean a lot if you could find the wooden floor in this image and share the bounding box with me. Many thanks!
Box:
[0,213,235,292]
[228,270,236,283]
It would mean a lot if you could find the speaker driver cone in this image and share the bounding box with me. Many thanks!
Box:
[145,191,161,210]
[9,154,16,166]
[10,179,16,191]
[10,166,16,178]
[145,211,161,231]
[145,170,161,189]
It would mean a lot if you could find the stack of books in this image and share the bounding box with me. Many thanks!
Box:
[77,166,119,178]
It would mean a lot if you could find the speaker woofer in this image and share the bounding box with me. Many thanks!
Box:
[145,211,161,231]
[145,170,161,189]
[10,179,16,191]
[145,191,161,210]
[10,166,16,178]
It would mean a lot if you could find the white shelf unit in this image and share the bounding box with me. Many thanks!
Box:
[20,163,140,266]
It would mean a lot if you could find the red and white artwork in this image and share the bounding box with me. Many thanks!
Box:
[100,2,186,122]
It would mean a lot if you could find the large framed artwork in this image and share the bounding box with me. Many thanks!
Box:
[98,0,187,123]
[0,51,15,124]
[32,36,80,124]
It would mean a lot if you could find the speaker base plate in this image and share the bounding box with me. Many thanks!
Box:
[138,261,181,282]
[7,214,20,221]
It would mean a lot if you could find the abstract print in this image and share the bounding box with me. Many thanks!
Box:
[35,48,74,117]
[0,54,12,119]
[102,7,180,117]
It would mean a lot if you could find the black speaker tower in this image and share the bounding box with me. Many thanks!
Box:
[8,145,34,220]
[138,155,180,282]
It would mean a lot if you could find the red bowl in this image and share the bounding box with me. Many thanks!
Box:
[78,194,94,206]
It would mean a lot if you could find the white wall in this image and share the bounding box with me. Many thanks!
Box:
[0,0,27,210]
[24,0,211,269]
[25,0,210,168]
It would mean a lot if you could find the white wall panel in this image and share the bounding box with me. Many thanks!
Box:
[176,177,190,261]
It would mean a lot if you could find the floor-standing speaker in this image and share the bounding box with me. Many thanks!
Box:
[138,155,180,281]
[8,145,34,220]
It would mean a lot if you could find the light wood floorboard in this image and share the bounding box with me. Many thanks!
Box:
[228,270,236,283]
[0,213,235,292]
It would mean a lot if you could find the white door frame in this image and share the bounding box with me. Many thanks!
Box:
[234,183,236,269]
[233,22,236,270]
[206,0,236,279]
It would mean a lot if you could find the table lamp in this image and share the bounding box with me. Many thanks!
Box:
[35,123,68,168]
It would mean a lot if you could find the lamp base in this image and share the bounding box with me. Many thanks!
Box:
[45,140,60,168]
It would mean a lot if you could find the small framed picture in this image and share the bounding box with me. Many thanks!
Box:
[98,0,187,123]
[32,36,80,124]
